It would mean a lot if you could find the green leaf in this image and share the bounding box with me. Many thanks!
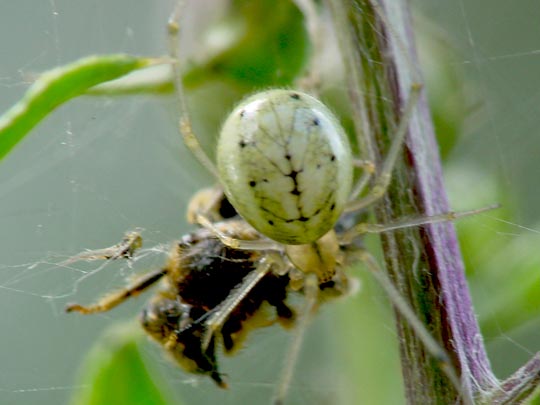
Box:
[70,322,175,405]
[88,0,310,97]
[446,165,540,338]
[472,228,540,338]
[183,0,309,90]
[0,54,160,161]
[86,64,173,96]
[527,387,540,405]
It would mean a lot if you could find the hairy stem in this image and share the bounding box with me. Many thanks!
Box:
[329,0,540,403]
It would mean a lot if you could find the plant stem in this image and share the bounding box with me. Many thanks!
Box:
[328,0,540,403]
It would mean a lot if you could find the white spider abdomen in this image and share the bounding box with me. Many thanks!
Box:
[217,89,353,245]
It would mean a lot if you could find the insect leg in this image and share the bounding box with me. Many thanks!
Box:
[59,229,143,266]
[65,267,167,314]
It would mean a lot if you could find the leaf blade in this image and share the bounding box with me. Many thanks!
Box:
[0,54,159,160]
[70,323,176,405]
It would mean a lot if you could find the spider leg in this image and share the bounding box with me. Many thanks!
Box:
[348,159,377,202]
[200,254,279,351]
[273,272,318,405]
[167,0,220,179]
[65,268,167,314]
[196,213,281,251]
[353,248,474,405]
[344,83,422,213]
[341,204,499,244]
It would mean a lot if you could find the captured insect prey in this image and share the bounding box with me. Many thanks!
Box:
[66,190,355,388]
[136,220,295,389]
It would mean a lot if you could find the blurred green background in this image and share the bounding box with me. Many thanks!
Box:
[2,1,540,404]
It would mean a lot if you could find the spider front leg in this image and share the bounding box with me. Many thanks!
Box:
[200,253,284,351]
[345,83,422,213]
[195,213,281,251]
[167,1,220,179]
[65,268,167,314]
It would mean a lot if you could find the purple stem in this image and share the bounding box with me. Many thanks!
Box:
[374,0,499,399]
[330,0,540,401]
[373,0,540,402]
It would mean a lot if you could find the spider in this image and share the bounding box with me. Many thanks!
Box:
[66,1,491,404]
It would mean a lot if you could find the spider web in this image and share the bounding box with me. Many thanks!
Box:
[1,1,540,404]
